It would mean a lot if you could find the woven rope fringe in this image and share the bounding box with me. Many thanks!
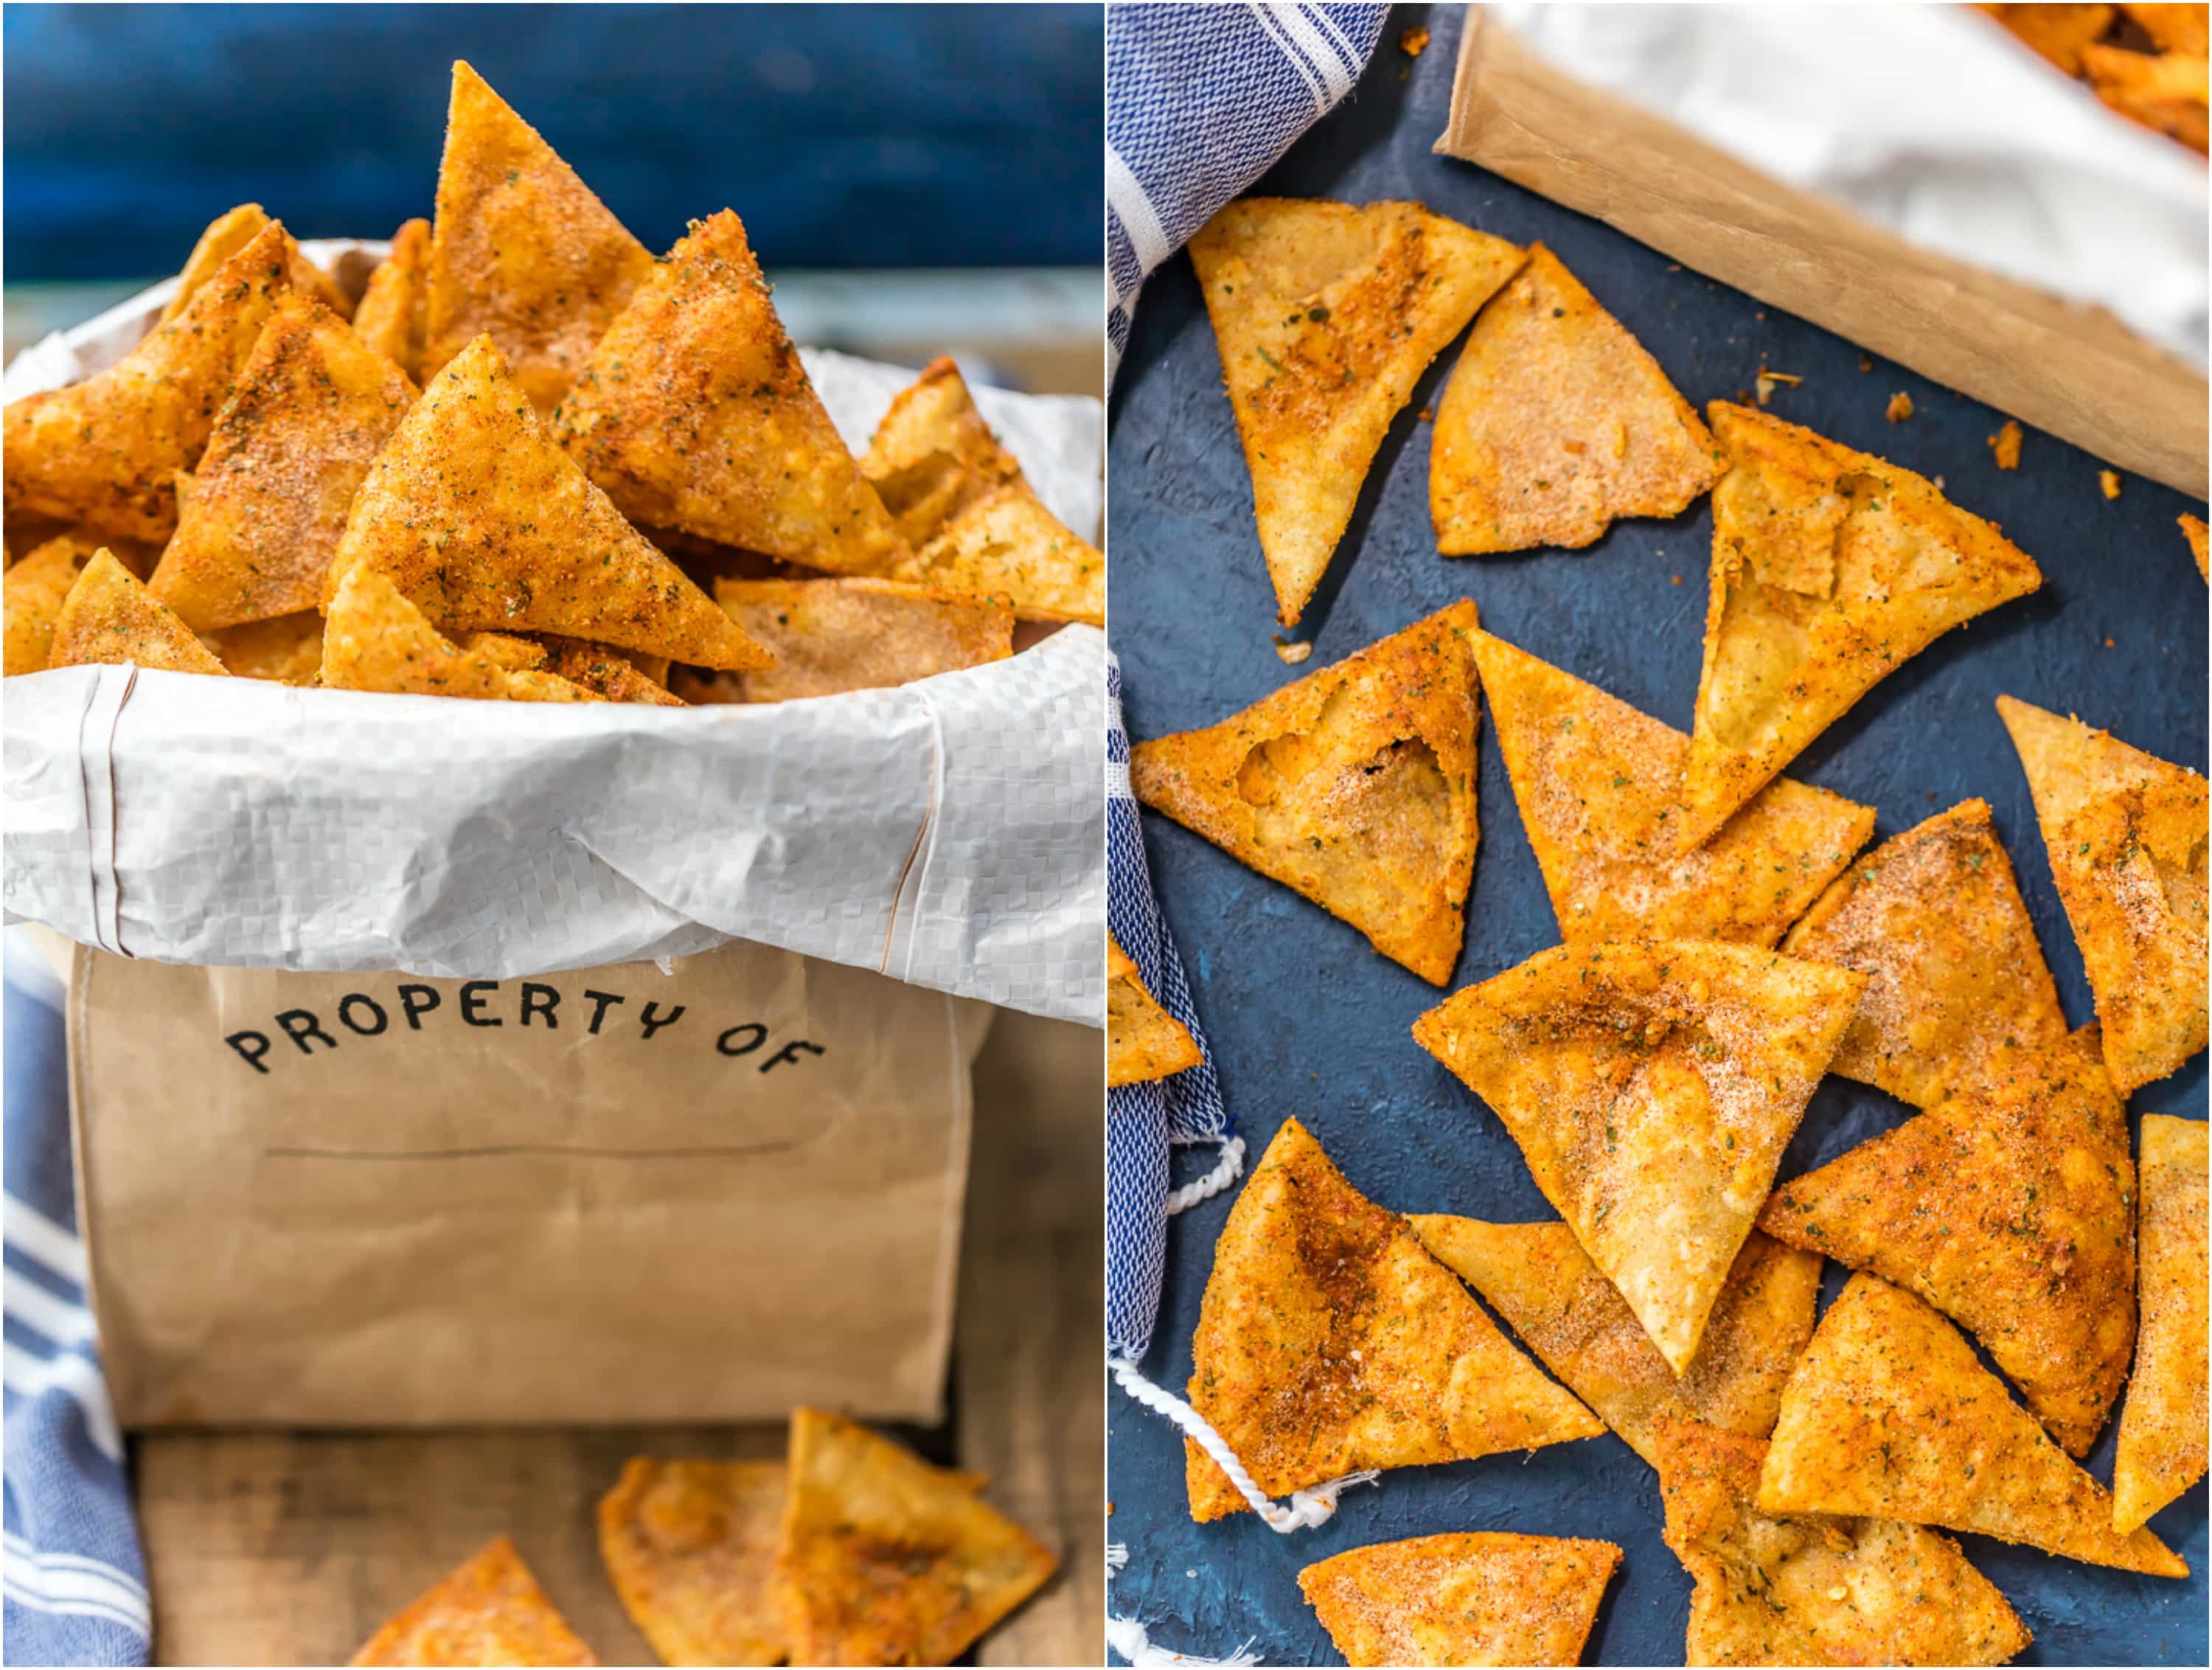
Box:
[1164,1135,1244,1215]
[1107,1615,1263,1667]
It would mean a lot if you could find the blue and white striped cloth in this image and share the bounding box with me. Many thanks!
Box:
[3,936,150,1666]
[1105,1,1390,378]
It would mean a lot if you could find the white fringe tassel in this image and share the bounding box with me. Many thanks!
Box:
[1106,1541,1129,1575]
[1165,1135,1245,1215]
[1107,1615,1263,1666]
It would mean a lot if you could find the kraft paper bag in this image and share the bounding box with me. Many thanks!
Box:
[68,940,992,1429]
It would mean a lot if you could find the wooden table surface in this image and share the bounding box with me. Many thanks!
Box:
[133,1009,1103,1667]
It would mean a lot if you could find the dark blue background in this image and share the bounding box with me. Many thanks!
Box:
[1107,7,2209,1665]
[1,2,1102,277]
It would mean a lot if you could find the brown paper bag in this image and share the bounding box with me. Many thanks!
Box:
[1439,13,2208,495]
[68,940,992,1429]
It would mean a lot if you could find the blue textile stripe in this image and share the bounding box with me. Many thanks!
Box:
[1105,1,1389,379]
[4,937,150,1668]
[1107,655,1232,1360]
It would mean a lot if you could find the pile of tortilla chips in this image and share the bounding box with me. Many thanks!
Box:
[349,1408,1056,1667]
[1980,4,2210,151]
[3,62,1098,711]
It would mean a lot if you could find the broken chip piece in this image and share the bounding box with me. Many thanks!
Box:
[2112,1113,2209,1533]
[161,202,352,324]
[894,481,1104,626]
[1412,1217,1820,1469]
[535,637,685,706]
[1470,627,1873,947]
[2083,41,2210,150]
[1431,243,1722,556]
[1760,1027,2135,1456]
[1185,1118,1601,1522]
[1413,939,1863,1375]
[1107,933,1203,1088]
[207,610,325,684]
[321,567,598,703]
[1298,1531,1621,1668]
[1130,601,1482,984]
[1978,3,2118,74]
[598,1456,788,1668]
[1189,198,1523,624]
[355,217,432,379]
[1758,1273,2188,1576]
[711,576,1012,703]
[859,355,1026,550]
[2182,512,2208,580]
[1680,404,2042,852]
[47,548,229,677]
[772,1407,1056,1666]
[1997,694,2208,1093]
[1780,799,2065,1110]
[349,1536,598,1667]
[2,532,95,675]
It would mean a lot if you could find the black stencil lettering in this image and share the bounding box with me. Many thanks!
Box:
[226,1031,273,1074]
[459,981,502,1027]
[397,985,442,1029]
[275,1009,336,1055]
[759,1039,826,1074]
[639,1002,686,1041]
[337,994,389,1036]
[519,984,560,1029]
[582,990,626,1035]
[716,1022,768,1057]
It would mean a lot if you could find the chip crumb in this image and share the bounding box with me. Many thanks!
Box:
[1858,355,1874,373]
[1933,475,1946,492]
[1753,369,1801,407]
[1418,405,1434,422]
[2100,469,2122,499]
[2105,636,2117,648]
[1400,24,1430,55]
[1989,420,2023,470]
[1274,637,1314,664]
[1670,574,1683,585]
[1886,391,1914,422]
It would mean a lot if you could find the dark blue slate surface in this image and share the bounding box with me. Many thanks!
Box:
[1107,7,2208,1665]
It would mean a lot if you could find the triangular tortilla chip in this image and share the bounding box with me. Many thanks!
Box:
[1184,1118,1601,1522]
[2182,512,2208,581]
[1759,1273,2187,1576]
[349,1536,598,1666]
[2124,4,2211,52]
[1680,405,2043,851]
[150,290,416,631]
[860,355,1026,549]
[1999,695,2208,1092]
[1189,198,1523,624]
[535,637,685,706]
[1412,1217,1820,1467]
[208,611,324,684]
[1107,933,1203,1087]
[1130,601,1482,984]
[48,549,229,676]
[712,576,1011,703]
[4,221,292,544]
[1781,799,2066,1109]
[597,1457,787,1668]
[327,335,769,670]
[1471,627,1873,946]
[556,209,907,575]
[3,533,96,675]
[1298,1531,1621,1668]
[321,567,598,703]
[2082,42,2210,150]
[896,483,1103,625]
[355,217,431,378]
[2113,1113,2208,1532]
[1433,243,1724,555]
[160,203,350,324]
[772,1408,1055,1666]
[422,61,655,408]
[1654,1416,2030,1667]
[1413,940,1863,1374]
[1759,1028,2135,1455]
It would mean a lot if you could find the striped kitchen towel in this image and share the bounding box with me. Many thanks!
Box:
[4,934,149,1666]
[1105,1,1390,378]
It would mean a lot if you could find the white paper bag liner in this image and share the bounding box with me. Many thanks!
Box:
[2,242,1106,1023]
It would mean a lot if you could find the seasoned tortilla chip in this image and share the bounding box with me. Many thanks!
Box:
[327,335,768,671]
[1654,1416,2029,1667]
[2124,4,2211,52]
[860,355,1026,549]
[1977,4,2115,72]
[1185,1118,1601,1522]
[1298,1531,1621,1668]
[349,1536,597,1666]
[2183,512,2209,580]
[321,567,598,703]
[597,1457,787,1668]
[47,549,228,676]
[4,222,292,544]
[1131,602,1482,984]
[1761,1028,2135,1455]
[1997,694,2208,1092]
[896,484,1103,626]
[1413,940,1863,1374]
[422,61,655,407]
[1433,244,1722,555]
[557,210,906,575]
[773,1408,1056,1666]
[535,636,686,706]
[712,577,1010,703]
[1472,627,1872,946]
[1682,405,2042,851]
[355,217,432,378]
[207,610,324,684]
[2113,1114,2209,1531]
[1759,1273,2187,1576]
[3,534,95,675]
[1781,799,2065,1109]
[1107,934,1203,1087]
[1189,198,1523,624]
[2083,43,2211,149]
[161,202,350,324]
[1412,1217,1819,1468]
[150,290,415,631]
